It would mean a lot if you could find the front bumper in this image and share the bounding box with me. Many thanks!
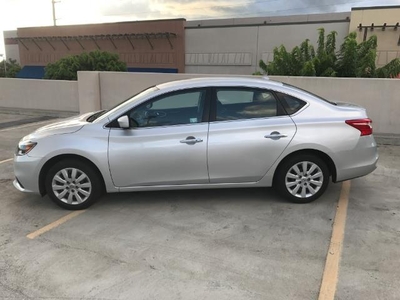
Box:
[13,154,43,194]
[13,178,34,193]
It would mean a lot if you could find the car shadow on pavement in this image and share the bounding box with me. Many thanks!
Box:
[97,187,286,208]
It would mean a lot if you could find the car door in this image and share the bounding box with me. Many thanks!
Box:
[208,87,296,183]
[108,88,210,187]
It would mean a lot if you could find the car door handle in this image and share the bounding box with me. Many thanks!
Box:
[180,136,203,144]
[264,132,288,139]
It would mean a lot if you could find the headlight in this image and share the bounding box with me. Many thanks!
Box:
[16,141,37,156]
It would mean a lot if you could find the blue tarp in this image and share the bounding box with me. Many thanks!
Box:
[16,66,178,79]
[127,67,178,73]
[17,66,45,79]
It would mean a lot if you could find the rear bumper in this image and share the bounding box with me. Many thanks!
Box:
[335,163,377,182]
[335,135,379,182]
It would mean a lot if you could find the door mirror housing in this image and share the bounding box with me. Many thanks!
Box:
[117,115,130,129]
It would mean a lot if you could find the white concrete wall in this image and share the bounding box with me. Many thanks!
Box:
[78,71,101,113]
[0,72,399,135]
[0,78,78,112]
[95,72,399,134]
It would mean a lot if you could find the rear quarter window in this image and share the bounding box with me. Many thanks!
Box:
[276,92,307,115]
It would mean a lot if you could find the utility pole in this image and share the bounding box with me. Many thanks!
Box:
[52,0,57,26]
[0,54,6,77]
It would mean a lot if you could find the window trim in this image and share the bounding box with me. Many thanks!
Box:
[282,83,336,106]
[209,86,287,123]
[274,91,308,116]
[109,121,208,131]
[106,87,212,129]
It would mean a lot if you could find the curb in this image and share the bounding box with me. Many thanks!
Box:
[375,135,400,146]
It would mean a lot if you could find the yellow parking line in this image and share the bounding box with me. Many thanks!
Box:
[26,210,86,239]
[318,180,351,300]
[0,158,13,164]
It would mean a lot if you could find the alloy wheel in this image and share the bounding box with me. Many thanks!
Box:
[51,168,92,205]
[285,161,324,198]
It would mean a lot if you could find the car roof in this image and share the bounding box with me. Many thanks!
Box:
[156,76,284,90]
[154,76,338,110]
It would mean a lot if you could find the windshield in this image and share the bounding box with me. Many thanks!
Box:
[283,83,337,105]
[93,86,159,123]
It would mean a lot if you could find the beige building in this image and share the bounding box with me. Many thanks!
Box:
[349,6,400,67]
[185,12,351,74]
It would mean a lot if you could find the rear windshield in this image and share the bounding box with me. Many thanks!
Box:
[283,83,337,105]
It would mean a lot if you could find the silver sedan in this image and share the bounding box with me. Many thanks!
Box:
[14,77,378,209]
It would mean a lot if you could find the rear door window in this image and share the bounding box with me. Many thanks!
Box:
[214,88,284,121]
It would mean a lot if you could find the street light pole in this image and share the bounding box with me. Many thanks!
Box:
[0,54,6,77]
[52,0,57,26]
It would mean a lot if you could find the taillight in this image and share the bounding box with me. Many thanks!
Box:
[345,118,373,136]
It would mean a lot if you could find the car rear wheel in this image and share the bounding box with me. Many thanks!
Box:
[275,154,330,203]
[45,159,102,210]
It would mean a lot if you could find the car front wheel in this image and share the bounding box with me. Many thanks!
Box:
[45,159,102,210]
[275,154,330,203]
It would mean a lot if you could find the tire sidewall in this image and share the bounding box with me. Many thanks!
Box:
[45,159,101,210]
[275,154,330,203]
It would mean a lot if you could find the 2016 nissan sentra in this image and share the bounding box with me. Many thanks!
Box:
[14,77,378,209]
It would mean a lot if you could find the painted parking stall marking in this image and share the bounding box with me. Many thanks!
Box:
[26,210,86,239]
[318,180,351,300]
[0,158,13,164]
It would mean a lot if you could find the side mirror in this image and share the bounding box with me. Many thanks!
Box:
[117,115,130,129]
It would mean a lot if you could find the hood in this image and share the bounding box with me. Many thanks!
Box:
[24,111,95,140]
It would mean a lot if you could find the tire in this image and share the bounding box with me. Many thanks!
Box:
[275,154,330,203]
[45,159,103,210]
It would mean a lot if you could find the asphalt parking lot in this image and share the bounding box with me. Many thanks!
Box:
[0,112,399,300]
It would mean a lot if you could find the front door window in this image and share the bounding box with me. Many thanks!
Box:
[129,89,207,128]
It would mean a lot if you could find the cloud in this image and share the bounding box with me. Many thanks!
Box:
[98,0,258,20]
[97,0,400,20]
[212,0,400,18]
[99,0,153,18]
[2,0,400,54]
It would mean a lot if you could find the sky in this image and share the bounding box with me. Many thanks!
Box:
[1,0,400,56]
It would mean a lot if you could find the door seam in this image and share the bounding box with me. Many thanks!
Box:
[206,122,211,183]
